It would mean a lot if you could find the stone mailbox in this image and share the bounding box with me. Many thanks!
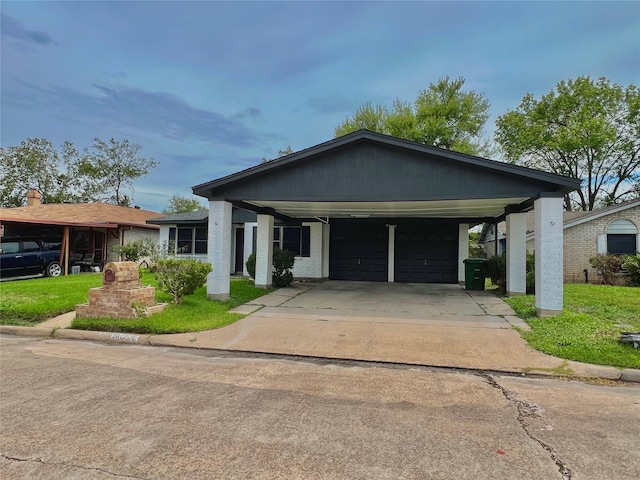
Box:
[76,261,165,319]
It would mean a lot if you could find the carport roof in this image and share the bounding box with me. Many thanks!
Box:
[193,130,581,222]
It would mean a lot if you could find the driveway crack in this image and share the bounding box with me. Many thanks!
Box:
[482,375,573,480]
[1,453,147,479]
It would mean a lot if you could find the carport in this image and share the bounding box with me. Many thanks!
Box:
[193,130,580,316]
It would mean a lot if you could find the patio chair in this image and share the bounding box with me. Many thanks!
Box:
[76,253,95,271]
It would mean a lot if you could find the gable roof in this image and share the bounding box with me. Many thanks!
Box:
[192,130,581,222]
[0,202,161,229]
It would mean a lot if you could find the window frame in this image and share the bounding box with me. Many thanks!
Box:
[168,225,208,255]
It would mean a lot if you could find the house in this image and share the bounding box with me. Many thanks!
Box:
[147,208,319,278]
[479,199,640,282]
[191,130,581,316]
[0,190,161,273]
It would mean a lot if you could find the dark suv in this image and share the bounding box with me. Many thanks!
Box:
[0,237,65,279]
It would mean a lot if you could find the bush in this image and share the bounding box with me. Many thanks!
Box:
[622,253,640,286]
[484,252,535,294]
[245,249,296,288]
[484,254,506,292]
[246,253,256,279]
[589,254,624,285]
[155,258,212,303]
[273,248,295,288]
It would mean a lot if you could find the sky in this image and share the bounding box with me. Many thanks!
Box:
[2,1,639,213]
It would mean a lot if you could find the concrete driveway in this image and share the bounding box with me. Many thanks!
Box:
[155,281,609,377]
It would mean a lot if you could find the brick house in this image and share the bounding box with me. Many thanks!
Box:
[0,190,161,273]
[481,199,640,283]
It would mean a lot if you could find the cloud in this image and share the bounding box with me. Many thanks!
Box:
[0,14,55,45]
[4,80,259,148]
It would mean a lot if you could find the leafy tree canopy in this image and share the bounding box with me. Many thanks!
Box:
[495,76,640,211]
[163,194,206,215]
[335,77,491,155]
[0,137,157,207]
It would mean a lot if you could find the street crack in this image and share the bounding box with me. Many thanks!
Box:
[483,375,573,480]
[1,453,147,479]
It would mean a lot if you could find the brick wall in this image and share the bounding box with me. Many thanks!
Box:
[528,206,639,283]
[563,207,639,283]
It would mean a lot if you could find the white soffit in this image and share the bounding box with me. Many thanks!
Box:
[244,198,530,218]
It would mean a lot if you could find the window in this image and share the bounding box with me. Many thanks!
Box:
[606,219,638,255]
[251,225,311,257]
[168,226,207,255]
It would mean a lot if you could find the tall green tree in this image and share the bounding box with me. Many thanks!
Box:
[79,138,158,206]
[335,77,491,155]
[495,76,640,211]
[0,137,158,207]
[163,194,205,215]
[0,138,84,206]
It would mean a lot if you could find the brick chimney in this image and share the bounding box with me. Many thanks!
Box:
[26,189,43,206]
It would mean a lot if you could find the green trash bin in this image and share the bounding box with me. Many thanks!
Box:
[463,258,486,291]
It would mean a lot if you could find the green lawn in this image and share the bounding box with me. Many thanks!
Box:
[0,273,104,325]
[505,284,640,369]
[1,271,269,333]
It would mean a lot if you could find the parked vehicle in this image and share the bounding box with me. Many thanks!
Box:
[0,237,68,278]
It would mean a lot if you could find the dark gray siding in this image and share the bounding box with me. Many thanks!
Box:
[208,143,563,202]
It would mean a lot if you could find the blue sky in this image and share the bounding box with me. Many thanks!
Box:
[2,1,639,212]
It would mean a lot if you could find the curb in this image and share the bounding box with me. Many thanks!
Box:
[2,325,639,384]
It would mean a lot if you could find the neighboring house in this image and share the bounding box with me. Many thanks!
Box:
[0,190,161,272]
[479,199,640,283]
[190,129,581,316]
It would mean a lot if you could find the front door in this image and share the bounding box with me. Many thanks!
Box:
[234,228,245,273]
[395,224,458,283]
[330,223,388,282]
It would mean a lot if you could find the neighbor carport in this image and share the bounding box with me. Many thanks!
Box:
[193,130,580,316]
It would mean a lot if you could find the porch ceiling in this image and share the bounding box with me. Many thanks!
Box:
[242,197,531,219]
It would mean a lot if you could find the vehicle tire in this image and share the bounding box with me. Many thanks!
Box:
[46,261,63,277]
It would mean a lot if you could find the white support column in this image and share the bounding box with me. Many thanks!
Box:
[506,213,527,296]
[387,224,396,282]
[458,223,469,284]
[255,214,274,288]
[321,223,330,279]
[534,196,564,316]
[207,200,232,300]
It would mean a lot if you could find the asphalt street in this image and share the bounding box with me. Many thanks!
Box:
[1,335,638,480]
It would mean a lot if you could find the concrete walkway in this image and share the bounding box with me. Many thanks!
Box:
[3,281,638,382]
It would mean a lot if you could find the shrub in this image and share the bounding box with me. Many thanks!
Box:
[589,254,624,285]
[273,248,295,288]
[246,253,256,279]
[484,254,506,292]
[622,253,640,286]
[483,252,535,294]
[155,258,212,303]
[245,249,296,288]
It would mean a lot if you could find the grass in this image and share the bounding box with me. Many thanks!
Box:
[1,271,270,333]
[0,273,104,325]
[505,284,640,369]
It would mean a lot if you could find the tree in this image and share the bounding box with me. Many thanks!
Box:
[261,146,294,163]
[335,77,491,155]
[0,137,158,207]
[495,77,640,211]
[0,138,88,207]
[162,194,205,215]
[79,138,158,206]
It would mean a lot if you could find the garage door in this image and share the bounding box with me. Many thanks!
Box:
[395,224,458,283]
[330,223,388,282]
